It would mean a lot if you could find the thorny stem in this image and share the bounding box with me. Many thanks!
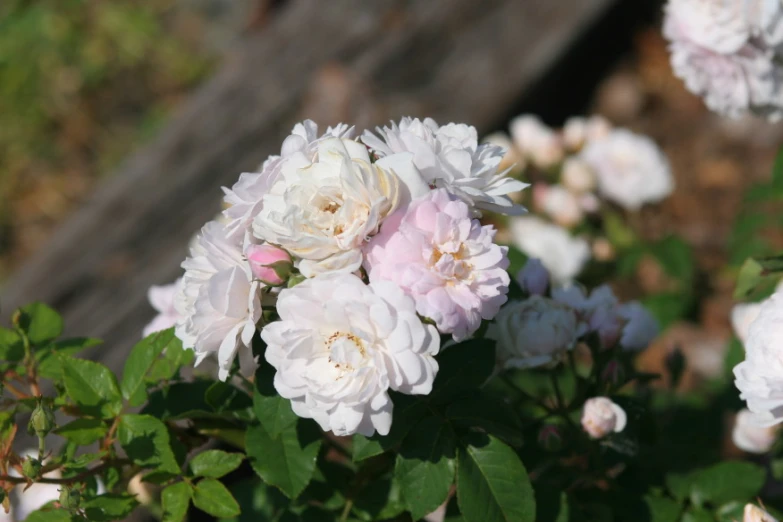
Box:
[37,435,45,462]
[339,499,354,522]
[0,458,134,486]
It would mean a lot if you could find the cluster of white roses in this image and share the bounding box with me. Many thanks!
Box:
[487,114,673,285]
[165,118,526,437]
[491,259,659,372]
[663,0,783,120]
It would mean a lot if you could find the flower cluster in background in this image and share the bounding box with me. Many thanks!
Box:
[486,114,673,285]
[663,0,783,120]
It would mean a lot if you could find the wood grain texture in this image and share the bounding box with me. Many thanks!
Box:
[0,0,617,371]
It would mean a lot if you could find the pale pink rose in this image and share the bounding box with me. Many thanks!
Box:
[143,279,183,337]
[539,184,584,228]
[581,397,627,439]
[245,244,293,286]
[364,189,510,341]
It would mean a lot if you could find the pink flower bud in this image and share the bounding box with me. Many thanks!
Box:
[517,258,550,296]
[246,244,293,286]
[744,504,778,522]
[538,424,563,452]
[581,397,626,439]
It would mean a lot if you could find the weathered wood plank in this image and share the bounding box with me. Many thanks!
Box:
[1,0,619,371]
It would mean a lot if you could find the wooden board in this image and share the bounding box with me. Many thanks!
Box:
[0,0,620,372]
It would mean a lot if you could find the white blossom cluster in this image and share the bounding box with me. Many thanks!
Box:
[663,0,783,120]
[489,259,659,372]
[147,118,526,437]
[486,114,673,285]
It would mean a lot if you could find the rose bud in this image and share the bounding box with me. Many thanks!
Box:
[744,504,778,522]
[28,399,56,437]
[246,244,293,286]
[581,397,627,439]
[22,457,42,480]
[517,258,550,296]
[59,486,81,511]
[538,424,564,452]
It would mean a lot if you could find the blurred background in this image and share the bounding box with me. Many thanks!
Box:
[2,0,783,402]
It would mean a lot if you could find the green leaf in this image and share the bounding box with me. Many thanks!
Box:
[82,494,139,521]
[644,495,681,522]
[189,449,244,478]
[690,461,766,506]
[254,364,298,438]
[604,209,637,249]
[161,481,192,522]
[147,340,194,382]
[735,255,783,299]
[205,381,253,414]
[396,417,456,520]
[25,510,75,522]
[118,414,180,475]
[192,478,241,518]
[16,302,63,345]
[246,421,321,499]
[36,338,102,380]
[352,476,406,521]
[55,418,107,445]
[143,380,250,421]
[429,339,496,405]
[445,396,524,447]
[681,508,713,522]
[61,356,122,418]
[641,293,690,330]
[456,434,535,522]
[121,329,179,406]
[0,327,23,361]
[352,393,427,461]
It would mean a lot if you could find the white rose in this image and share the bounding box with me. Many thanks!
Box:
[733,408,779,453]
[539,184,585,228]
[665,0,752,54]
[362,117,528,215]
[744,504,779,522]
[222,120,354,245]
[509,115,564,169]
[260,273,440,436]
[732,301,764,344]
[748,0,783,47]
[734,289,783,426]
[252,138,406,278]
[175,221,262,381]
[509,216,591,285]
[581,129,673,210]
[561,157,596,193]
[488,296,578,370]
[143,279,183,337]
[581,397,627,439]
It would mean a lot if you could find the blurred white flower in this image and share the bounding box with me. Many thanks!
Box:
[748,0,783,47]
[222,120,354,245]
[175,221,262,381]
[483,131,525,173]
[581,129,674,210]
[734,290,783,426]
[733,408,779,453]
[260,273,439,436]
[744,503,779,522]
[561,157,596,193]
[664,0,783,120]
[732,301,764,344]
[488,296,578,370]
[362,117,528,215]
[539,184,585,228]
[509,216,590,285]
[143,279,183,337]
[581,397,627,439]
[562,115,612,150]
[509,115,565,169]
[252,138,403,278]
